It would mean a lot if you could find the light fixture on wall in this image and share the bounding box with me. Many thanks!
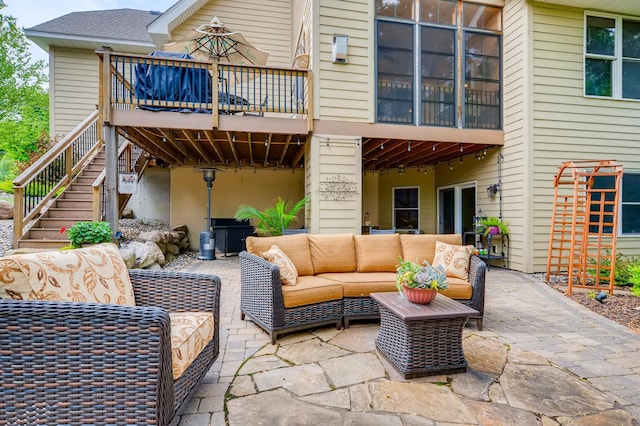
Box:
[487,183,500,198]
[332,34,349,63]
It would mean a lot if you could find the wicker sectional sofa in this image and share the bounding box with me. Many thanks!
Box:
[240,233,486,344]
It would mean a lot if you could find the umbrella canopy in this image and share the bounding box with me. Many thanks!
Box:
[163,16,269,66]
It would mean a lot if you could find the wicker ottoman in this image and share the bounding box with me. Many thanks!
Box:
[371,292,479,379]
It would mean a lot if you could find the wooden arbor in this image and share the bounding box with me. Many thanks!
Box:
[546,160,623,295]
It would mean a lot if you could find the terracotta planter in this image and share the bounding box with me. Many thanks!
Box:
[402,286,438,304]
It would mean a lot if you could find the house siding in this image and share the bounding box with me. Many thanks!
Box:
[50,47,100,136]
[531,2,640,270]
[317,0,370,122]
[171,0,292,67]
[499,0,532,272]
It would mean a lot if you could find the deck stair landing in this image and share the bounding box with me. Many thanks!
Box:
[17,150,106,250]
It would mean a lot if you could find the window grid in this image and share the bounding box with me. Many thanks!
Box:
[375,0,502,129]
[585,12,640,100]
[393,187,420,231]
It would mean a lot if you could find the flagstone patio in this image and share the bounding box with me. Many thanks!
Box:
[178,257,640,425]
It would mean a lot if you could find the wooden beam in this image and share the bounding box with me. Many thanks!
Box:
[263,133,272,167]
[182,130,212,164]
[278,134,293,167]
[204,130,226,164]
[226,132,240,167]
[133,128,184,165]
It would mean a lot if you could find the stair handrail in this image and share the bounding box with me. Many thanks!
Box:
[12,110,102,247]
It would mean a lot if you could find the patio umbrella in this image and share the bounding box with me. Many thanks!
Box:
[163,16,269,66]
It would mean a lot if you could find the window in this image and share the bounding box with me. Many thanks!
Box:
[585,14,640,99]
[394,187,419,230]
[376,0,502,129]
[590,173,640,235]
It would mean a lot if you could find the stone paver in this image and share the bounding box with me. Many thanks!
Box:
[176,256,640,425]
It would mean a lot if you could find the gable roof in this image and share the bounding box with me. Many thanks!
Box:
[147,0,208,46]
[25,9,163,54]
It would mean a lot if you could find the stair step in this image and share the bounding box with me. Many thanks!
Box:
[46,208,93,219]
[27,228,72,240]
[69,183,94,191]
[74,177,98,184]
[59,191,93,200]
[16,239,69,250]
[36,218,85,228]
[53,200,93,209]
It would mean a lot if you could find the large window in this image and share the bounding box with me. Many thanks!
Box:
[376,0,502,129]
[394,187,420,230]
[590,173,640,234]
[585,14,640,99]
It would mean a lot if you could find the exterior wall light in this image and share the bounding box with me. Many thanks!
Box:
[487,183,500,198]
[332,34,348,63]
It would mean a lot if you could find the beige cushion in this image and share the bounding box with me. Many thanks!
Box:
[400,234,462,265]
[170,312,214,379]
[245,234,314,276]
[439,277,473,300]
[432,241,474,279]
[281,275,344,308]
[262,245,298,286]
[318,272,397,297]
[308,234,356,273]
[354,234,402,272]
[0,243,135,306]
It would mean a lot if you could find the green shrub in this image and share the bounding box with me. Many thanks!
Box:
[587,250,638,287]
[65,221,113,249]
[0,180,13,194]
[629,265,640,296]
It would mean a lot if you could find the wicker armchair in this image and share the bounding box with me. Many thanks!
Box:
[239,251,343,344]
[0,269,221,426]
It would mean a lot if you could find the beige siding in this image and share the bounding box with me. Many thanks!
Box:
[50,47,100,136]
[171,0,292,67]
[317,0,370,122]
[500,0,532,271]
[171,167,305,249]
[532,2,640,271]
[307,135,362,234]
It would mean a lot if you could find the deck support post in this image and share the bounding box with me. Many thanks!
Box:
[104,124,119,234]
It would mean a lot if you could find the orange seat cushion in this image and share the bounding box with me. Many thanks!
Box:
[308,234,356,273]
[438,277,473,300]
[246,234,314,276]
[354,234,402,272]
[400,234,462,265]
[281,275,344,308]
[318,272,397,297]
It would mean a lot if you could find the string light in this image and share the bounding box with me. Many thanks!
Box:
[380,142,384,149]
[460,144,464,152]
[433,144,436,151]
[232,133,236,142]
[197,131,201,139]
[408,141,411,152]
[297,138,300,146]
[265,136,268,146]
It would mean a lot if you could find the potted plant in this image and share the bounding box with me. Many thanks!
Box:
[477,216,510,236]
[234,196,308,236]
[395,258,448,304]
[61,221,113,249]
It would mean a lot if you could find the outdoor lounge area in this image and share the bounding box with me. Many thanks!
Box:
[1,249,640,424]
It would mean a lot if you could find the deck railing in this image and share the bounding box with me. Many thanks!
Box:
[99,51,312,129]
[12,111,102,246]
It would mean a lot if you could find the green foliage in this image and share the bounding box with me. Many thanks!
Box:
[0,2,49,171]
[395,258,448,291]
[587,250,638,287]
[65,221,113,249]
[234,196,308,236]
[628,265,640,296]
[477,216,510,235]
[0,179,12,193]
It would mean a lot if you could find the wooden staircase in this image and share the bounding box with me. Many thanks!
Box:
[17,150,106,249]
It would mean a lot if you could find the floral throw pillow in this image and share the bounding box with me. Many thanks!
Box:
[262,245,298,286]
[432,241,474,279]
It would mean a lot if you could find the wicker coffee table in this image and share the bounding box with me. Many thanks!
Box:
[371,292,479,379]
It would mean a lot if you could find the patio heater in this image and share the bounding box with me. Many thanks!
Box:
[198,168,216,260]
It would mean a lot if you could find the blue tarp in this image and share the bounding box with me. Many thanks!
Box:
[134,50,212,113]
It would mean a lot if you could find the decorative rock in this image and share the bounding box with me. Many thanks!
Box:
[166,243,180,255]
[145,241,165,266]
[138,230,165,243]
[121,207,134,219]
[118,247,136,269]
[126,241,156,269]
[0,200,13,219]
